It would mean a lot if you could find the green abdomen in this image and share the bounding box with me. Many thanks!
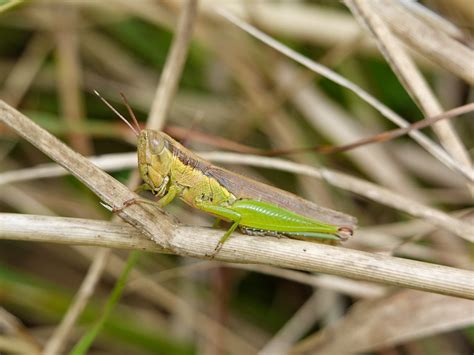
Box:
[232,199,339,236]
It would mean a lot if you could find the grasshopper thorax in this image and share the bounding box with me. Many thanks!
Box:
[138,129,173,197]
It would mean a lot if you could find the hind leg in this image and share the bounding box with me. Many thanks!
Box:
[194,201,242,257]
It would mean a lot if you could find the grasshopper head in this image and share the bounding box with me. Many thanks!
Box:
[138,129,173,197]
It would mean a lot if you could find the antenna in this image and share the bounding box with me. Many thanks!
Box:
[119,92,141,133]
[94,90,139,136]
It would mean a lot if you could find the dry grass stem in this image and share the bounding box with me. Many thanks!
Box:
[0,100,175,246]
[136,262,386,299]
[260,290,333,355]
[80,248,257,353]
[203,152,474,242]
[1,33,51,107]
[42,248,110,355]
[0,184,55,216]
[211,263,386,299]
[275,63,426,201]
[2,148,472,241]
[0,308,41,354]
[192,0,376,52]
[375,0,474,85]
[0,336,40,355]
[293,290,474,354]
[54,5,92,155]
[346,0,472,176]
[44,2,199,342]
[221,51,336,207]
[393,142,465,187]
[0,152,137,186]
[399,0,464,39]
[1,213,473,300]
[147,0,198,130]
[218,9,473,181]
[82,31,157,86]
[2,2,472,352]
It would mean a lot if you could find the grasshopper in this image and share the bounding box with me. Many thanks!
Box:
[97,92,356,253]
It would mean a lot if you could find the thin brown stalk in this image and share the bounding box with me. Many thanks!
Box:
[304,103,474,155]
[274,62,425,202]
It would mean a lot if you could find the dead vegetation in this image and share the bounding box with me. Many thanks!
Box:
[0,1,473,354]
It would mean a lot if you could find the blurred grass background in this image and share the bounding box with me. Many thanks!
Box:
[0,1,473,354]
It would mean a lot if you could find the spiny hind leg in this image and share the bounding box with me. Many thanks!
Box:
[195,201,242,257]
[240,227,288,239]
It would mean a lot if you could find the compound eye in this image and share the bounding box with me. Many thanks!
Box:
[149,135,165,155]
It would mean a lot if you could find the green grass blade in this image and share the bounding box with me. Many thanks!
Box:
[69,251,140,355]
